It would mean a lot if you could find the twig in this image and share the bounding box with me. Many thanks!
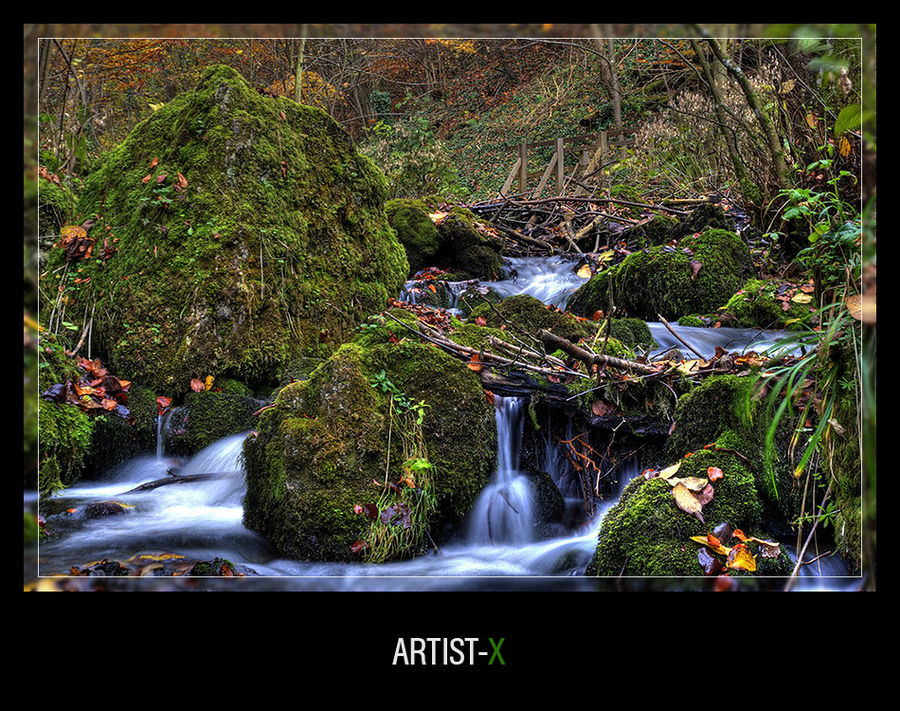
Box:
[657,313,705,360]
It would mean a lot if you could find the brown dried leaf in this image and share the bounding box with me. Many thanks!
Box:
[673,482,704,522]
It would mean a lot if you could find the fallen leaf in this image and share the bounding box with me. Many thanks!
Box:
[591,399,615,417]
[190,378,204,393]
[156,395,172,415]
[708,466,724,481]
[204,375,215,391]
[698,547,724,575]
[659,461,681,480]
[679,476,709,492]
[475,316,487,327]
[467,354,483,372]
[689,259,703,280]
[726,543,757,571]
[576,263,593,279]
[673,482,704,522]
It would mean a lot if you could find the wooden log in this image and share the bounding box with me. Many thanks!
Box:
[536,329,659,375]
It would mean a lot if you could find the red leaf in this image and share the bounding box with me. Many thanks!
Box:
[156,174,168,184]
[190,378,204,393]
[350,540,368,554]
[156,395,172,415]
[475,316,487,326]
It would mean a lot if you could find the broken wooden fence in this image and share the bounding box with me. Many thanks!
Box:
[499,128,635,199]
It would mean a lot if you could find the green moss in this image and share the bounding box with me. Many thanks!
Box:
[677,315,706,328]
[385,198,441,275]
[665,375,757,460]
[717,279,812,330]
[242,339,495,562]
[47,64,407,394]
[435,213,503,280]
[38,176,76,237]
[38,400,95,497]
[468,294,599,344]
[167,388,261,456]
[568,228,750,321]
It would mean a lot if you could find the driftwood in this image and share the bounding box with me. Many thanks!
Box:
[124,472,223,493]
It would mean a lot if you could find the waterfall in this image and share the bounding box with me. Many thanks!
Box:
[466,396,536,545]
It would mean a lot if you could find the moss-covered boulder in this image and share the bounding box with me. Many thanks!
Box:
[37,399,95,497]
[47,64,407,394]
[468,294,599,344]
[385,198,441,276]
[434,213,503,280]
[242,340,496,562]
[567,228,750,321]
[589,374,796,577]
[715,279,813,330]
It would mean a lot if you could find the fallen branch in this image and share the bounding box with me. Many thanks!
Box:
[536,329,659,375]
[657,313,705,360]
[124,472,224,493]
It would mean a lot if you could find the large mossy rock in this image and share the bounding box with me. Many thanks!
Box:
[242,339,496,562]
[384,198,441,276]
[568,228,750,321]
[55,64,407,393]
[589,374,796,577]
[385,198,502,280]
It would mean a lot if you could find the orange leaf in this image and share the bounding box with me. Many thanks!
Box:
[467,354,483,372]
[149,157,159,170]
[141,174,152,184]
[428,283,437,293]
[707,466,724,481]
[475,316,487,326]
[733,529,748,542]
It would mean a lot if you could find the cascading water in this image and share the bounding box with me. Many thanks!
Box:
[466,396,535,546]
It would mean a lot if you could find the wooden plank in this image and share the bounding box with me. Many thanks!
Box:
[532,151,558,198]
[518,142,528,194]
[555,137,564,194]
[500,157,521,196]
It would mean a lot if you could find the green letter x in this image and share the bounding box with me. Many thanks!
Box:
[488,637,505,665]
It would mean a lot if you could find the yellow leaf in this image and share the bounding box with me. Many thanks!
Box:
[679,476,709,492]
[204,375,215,391]
[839,136,851,157]
[791,292,813,303]
[689,535,731,556]
[659,461,681,481]
[779,79,795,94]
[726,544,757,571]
[576,264,593,279]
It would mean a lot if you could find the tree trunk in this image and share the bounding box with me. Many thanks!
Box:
[701,34,790,190]
[294,25,307,104]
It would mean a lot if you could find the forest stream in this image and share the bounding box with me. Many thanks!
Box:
[30,257,855,591]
